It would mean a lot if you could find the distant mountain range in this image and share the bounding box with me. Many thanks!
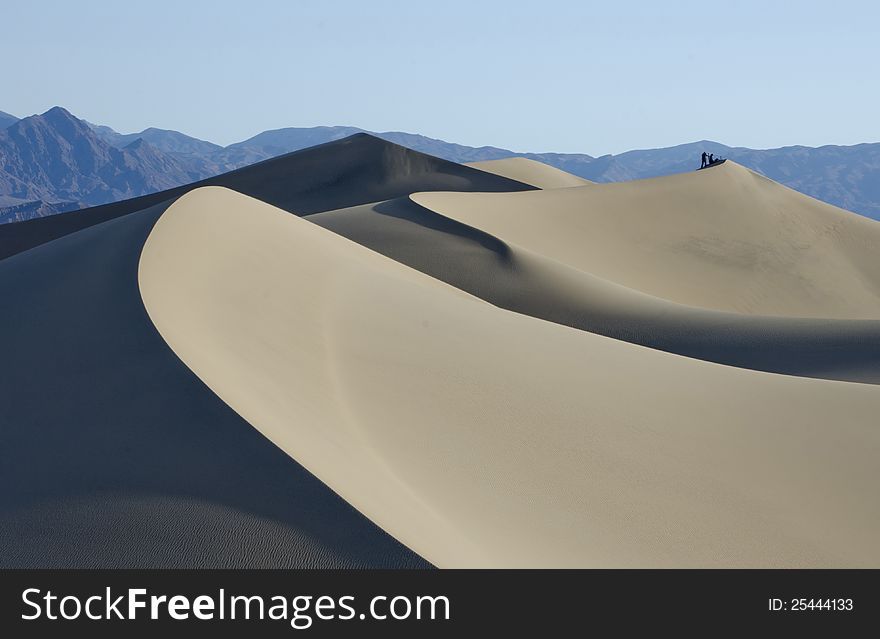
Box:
[0,108,202,222]
[1,106,879,223]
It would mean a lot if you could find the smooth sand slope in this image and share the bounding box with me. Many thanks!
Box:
[140,187,880,568]
[465,157,592,188]
[414,161,880,319]
[309,197,880,383]
[0,201,428,568]
[0,133,533,261]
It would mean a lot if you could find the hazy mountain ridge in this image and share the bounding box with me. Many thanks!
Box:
[92,120,880,220]
[2,106,879,222]
[88,123,222,156]
[0,107,206,215]
[0,111,18,129]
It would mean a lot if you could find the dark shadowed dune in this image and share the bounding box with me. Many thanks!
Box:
[0,133,533,261]
[0,203,430,568]
[310,197,880,383]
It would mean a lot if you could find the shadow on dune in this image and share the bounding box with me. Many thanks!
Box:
[4,134,877,569]
[373,198,514,259]
[310,197,880,384]
[0,203,430,568]
[0,133,534,261]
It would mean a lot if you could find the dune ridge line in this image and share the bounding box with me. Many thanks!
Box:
[139,186,880,568]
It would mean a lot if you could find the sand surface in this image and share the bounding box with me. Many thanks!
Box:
[414,161,880,319]
[139,186,880,567]
[465,157,592,188]
[0,201,428,568]
[309,197,880,383]
[4,136,880,568]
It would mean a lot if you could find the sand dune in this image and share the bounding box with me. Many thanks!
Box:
[0,133,533,261]
[309,197,880,383]
[139,187,880,567]
[4,133,879,569]
[414,161,880,319]
[465,157,592,188]
[0,200,427,568]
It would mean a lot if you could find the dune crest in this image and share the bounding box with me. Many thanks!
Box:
[465,157,592,189]
[0,199,426,568]
[0,133,534,261]
[139,186,880,567]
[414,161,880,319]
[308,196,880,384]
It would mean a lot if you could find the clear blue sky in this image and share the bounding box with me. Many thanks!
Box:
[3,0,877,154]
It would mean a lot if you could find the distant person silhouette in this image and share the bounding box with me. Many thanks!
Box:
[708,153,715,164]
[701,151,707,168]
